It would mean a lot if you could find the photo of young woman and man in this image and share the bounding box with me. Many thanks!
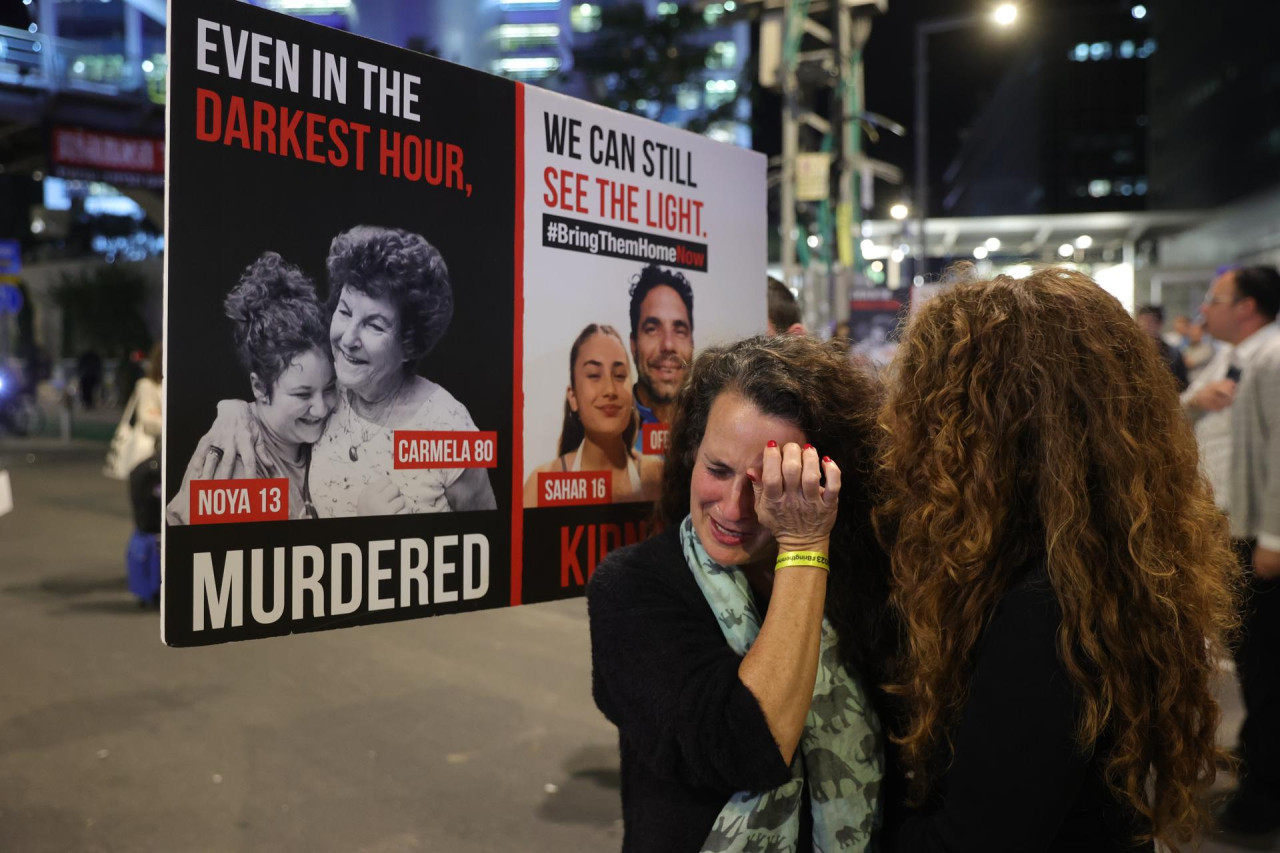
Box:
[522,265,697,507]
[167,225,497,524]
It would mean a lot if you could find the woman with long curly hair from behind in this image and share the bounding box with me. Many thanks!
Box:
[876,267,1240,851]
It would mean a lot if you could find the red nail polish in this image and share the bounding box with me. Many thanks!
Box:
[804,443,814,451]
[767,440,777,448]
[823,456,832,464]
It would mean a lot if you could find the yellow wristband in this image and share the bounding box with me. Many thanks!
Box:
[775,551,830,571]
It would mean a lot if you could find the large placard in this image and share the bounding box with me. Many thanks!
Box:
[163,0,764,645]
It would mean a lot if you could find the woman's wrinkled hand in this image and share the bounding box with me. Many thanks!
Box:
[750,442,840,553]
[357,475,408,516]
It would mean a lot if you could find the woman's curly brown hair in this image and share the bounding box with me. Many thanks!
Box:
[874,267,1240,848]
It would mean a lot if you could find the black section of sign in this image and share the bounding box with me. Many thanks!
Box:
[541,213,709,273]
[165,511,509,646]
[166,0,515,643]
[520,503,655,604]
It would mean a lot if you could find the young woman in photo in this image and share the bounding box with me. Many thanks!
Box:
[524,324,661,507]
[167,253,336,524]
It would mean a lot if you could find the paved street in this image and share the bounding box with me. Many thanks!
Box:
[0,441,1272,852]
[0,442,622,853]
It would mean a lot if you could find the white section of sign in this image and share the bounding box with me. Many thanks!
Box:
[520,86,766,482]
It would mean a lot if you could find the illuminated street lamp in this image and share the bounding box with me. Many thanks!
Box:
[889,202,909,221]
[914,5,1019,275]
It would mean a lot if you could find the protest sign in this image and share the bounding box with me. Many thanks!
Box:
[163,0,763,646]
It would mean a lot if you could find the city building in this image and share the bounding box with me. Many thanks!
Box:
[939,2,1153,218]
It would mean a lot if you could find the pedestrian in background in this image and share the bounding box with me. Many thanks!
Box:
[1137,304,1189,391]
[766,276,805,337]
[77,348,102,409]
[1188,264,1280,839]
[877,269,1239,852]
[1182,318,1216,382]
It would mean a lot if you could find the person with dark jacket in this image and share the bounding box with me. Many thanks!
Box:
[1137,304,1189,390]
[588,335,892,853]
[875,269,1240,851]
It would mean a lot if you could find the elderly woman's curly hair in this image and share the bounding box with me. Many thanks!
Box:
[657,334,894,692]
[326,225,453,369]
[874,267,1240,848]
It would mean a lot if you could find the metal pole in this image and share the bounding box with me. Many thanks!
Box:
[827,0,844,328]
[125,3,144,91]
[912,14,984,285]
[38,0,58,87]
[913,24,927,284]
[781,3,799,296]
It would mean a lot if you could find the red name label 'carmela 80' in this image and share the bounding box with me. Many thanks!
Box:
[538,472,612,507]
[394,431,499,469]
[190,478,290,525]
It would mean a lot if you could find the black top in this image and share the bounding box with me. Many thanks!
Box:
[587,526,801,853]
[884,565,1155,853]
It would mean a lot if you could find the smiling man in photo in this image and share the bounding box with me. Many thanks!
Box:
[627,265,694,453]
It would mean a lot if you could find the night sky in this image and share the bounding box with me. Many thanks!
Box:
[755,0,1133,217]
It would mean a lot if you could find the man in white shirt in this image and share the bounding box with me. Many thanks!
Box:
[1185,265,1280,836]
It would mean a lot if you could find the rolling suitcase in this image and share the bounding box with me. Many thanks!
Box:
[126,454,162,605]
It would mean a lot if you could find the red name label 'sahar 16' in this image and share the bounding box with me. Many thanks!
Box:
[538,472,612,507]
[641,422,670,455]
[394,431,499,469]
[190,478,290,525]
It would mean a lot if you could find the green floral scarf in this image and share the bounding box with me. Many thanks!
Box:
[680,516,882,853]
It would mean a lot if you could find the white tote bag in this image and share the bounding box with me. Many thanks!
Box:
[103,388,157,480]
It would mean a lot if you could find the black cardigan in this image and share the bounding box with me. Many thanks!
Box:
[884,565,1155,852]
[587,526,802,853]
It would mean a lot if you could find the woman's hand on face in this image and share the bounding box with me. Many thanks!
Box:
[357,475,408,516]
[187,400,260,481]
[751,442,840,553]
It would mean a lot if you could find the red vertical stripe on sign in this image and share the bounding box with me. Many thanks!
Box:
[510,82,526,607]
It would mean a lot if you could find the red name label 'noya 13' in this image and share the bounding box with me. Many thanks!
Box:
[394,431,499,469]
[190,478,290,524]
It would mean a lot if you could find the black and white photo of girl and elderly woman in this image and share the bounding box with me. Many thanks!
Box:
[167,225,497,524]
[588,267,1242,853]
